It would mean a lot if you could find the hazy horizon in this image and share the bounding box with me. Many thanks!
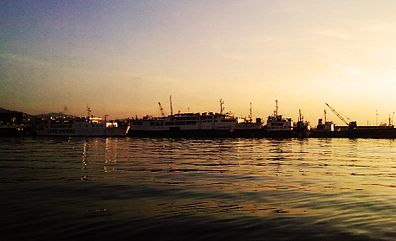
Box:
[1,0,396,125]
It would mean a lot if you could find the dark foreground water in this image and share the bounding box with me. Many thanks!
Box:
[1,137,396,241]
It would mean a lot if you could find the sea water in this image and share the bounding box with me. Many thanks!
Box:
[1,137,396,240]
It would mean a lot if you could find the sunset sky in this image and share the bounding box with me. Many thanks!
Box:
[1,0,396,125]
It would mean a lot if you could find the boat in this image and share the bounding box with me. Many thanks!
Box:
[128,99,262,137]
[235,102,263,131]
[128,112,238,137]
[35,116,126,137]
[263,100,295,137]
[34,108,127,137]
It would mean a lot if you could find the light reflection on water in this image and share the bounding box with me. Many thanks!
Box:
[1,137,396,240]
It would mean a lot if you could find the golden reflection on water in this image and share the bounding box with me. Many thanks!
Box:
[78,137,396,219]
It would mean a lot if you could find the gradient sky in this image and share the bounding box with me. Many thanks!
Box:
[1,0,396,125]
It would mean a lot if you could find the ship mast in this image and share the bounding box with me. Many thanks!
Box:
[249,102,253,122]
[220,99,225,114]
[274,99,279,116]
[169,95,173,116]
[86,105,91,118]
[298,109,302,122]
[389,113,391,126]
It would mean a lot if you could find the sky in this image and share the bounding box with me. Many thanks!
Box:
[1,0,396,125]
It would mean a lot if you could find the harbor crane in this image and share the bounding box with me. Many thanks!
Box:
[325,103,357,130]
[158,102,165,117]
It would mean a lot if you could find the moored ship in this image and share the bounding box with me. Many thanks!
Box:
[35,108,127,137]
[263,100,295,137]
[128,112,238,137]
[128,99,263,137]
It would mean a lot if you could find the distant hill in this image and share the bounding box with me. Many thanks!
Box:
[0,107,23,114]
[34,112,77,118]
[0,107,79,118]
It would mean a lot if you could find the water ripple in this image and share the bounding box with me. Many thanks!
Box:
[1,137,396,240]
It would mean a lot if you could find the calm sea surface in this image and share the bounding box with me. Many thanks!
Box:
[1,137,396,240]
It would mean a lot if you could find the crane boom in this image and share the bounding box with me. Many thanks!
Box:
[158,102,165,117]
[325,103,349,125]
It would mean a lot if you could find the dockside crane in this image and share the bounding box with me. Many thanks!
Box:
[325,103,357,130]
[158,102,165,117]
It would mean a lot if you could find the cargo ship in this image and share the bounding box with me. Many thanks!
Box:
[310,104,396,138]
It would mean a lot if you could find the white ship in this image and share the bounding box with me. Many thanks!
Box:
[35,108,127,137]
[129,99,262,136]
[130,112,238,133]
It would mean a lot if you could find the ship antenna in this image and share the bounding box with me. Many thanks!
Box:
[324,109,327,123]
[275,99,279,116]
[170,95,173,116]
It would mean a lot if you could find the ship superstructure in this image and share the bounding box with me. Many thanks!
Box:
[265,100,293,132]
[130,112,237,132]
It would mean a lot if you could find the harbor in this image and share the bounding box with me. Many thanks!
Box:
[4,1,396,241]
[1,99,395,139]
